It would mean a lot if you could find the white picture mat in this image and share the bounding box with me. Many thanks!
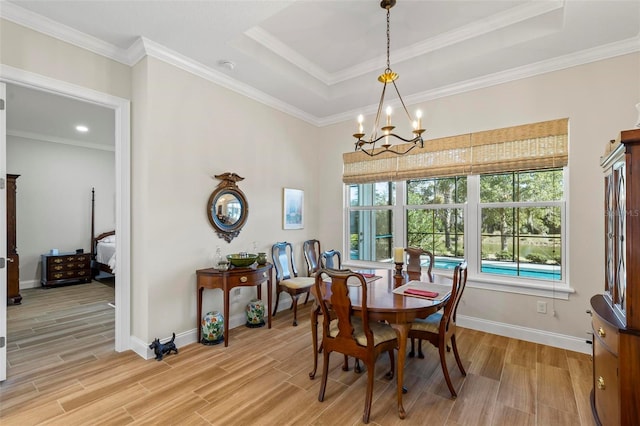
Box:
[283,188,304,229]
[392,281,452,301]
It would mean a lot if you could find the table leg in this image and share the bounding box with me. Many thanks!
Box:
[391,323,410,419]
[197,287,203,342]
[223,284,230,347]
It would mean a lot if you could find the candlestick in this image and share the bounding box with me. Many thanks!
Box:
[394,262,404,280]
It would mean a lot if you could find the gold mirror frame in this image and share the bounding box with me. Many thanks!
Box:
[207,172,249,243]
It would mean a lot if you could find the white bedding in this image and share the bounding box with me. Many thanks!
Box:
[96,241,116,274]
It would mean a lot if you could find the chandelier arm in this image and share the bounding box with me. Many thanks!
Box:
[358,141,420,157]
[371,82,389,141]
[391,79,413,123]
[367,132,422,145]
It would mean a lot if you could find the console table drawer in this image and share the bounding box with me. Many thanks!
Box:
[225,269,270,286]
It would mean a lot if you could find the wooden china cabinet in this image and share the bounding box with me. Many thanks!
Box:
[591,129,640,425]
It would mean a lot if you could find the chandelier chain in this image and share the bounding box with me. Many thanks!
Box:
[386,8,391,71]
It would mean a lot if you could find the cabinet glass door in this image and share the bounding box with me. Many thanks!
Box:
[615,163,627,320]
[605,173,615,298]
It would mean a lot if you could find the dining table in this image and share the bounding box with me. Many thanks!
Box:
[309,268,450,419]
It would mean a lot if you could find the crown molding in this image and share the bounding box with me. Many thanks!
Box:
[133,37,319,125]
[319,36,640,127]
[0,2,132,65]
[7,130,115,152]
[2,2,637,129]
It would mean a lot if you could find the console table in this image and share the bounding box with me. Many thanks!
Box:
[196,263,273,347]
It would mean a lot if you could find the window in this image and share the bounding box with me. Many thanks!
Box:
[342,119,569,293]
[479,170,563,281]
[344,169,566,288]
[406,177,466,268]
[348,182,395,262]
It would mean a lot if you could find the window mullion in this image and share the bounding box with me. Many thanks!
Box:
[466,175,480,276]
[395,180,406,248]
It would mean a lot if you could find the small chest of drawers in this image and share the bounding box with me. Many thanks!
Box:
[41,252,92,287]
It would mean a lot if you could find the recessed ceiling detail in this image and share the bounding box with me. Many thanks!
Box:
[1,0,639,127]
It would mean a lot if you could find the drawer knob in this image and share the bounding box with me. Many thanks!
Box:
[54,258,63,264]
[597,376,606,390]
[240,276,248,283]
[597,327,606,338]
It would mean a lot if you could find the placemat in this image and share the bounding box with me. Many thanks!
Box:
[392,281,452,301]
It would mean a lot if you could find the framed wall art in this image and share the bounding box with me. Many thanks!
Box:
[283,188,304,230]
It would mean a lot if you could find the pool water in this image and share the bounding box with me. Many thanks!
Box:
[434,258,561,281]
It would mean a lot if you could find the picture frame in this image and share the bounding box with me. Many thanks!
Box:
[283,188,304,230]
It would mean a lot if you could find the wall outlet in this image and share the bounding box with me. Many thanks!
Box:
[234,288,241,297]
[537,301,547,314]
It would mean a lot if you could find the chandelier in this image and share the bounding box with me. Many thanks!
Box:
[352,0,425,157]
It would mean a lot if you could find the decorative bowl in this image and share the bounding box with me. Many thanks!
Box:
[216,261,230,271]
[226,253,258,267]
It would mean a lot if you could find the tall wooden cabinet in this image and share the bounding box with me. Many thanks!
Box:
[591,129,640,425]
[6,174,21,304]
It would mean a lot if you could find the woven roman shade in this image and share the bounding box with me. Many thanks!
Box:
[343,118,568,184]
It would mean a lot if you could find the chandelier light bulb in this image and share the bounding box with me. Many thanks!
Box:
[416,109,422,129]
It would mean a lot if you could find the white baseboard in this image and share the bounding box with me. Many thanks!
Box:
[457,314,592,354]
[129,298,293,360]
[127,300,590,360]
[20,279,40,289]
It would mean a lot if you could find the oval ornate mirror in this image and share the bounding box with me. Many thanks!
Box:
[207,172,248,242]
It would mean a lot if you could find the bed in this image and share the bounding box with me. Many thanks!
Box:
[90,188,116,276]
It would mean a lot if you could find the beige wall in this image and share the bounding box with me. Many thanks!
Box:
[3,16,639,348]
[319,52,640,341]
[0,19,131,100]
[131,56,321,341]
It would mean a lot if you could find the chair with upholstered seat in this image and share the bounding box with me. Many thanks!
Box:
[315,268,398,424]
[405,246,434,282]
[272,241,315,326]
[320,249,342,269]
[303,239,321,277]
[408,261,468,398]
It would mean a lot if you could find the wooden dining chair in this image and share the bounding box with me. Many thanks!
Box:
[405,247,435,356]
[320,249,341,269]
[271,241,315,326]
[408,261,468,398]
[405,246,434,282]
[315,268,398,424]
[303,239,321,277]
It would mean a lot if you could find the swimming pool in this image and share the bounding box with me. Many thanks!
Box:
[433,257,561,281]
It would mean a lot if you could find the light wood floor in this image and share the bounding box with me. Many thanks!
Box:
[1,282,596,425]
